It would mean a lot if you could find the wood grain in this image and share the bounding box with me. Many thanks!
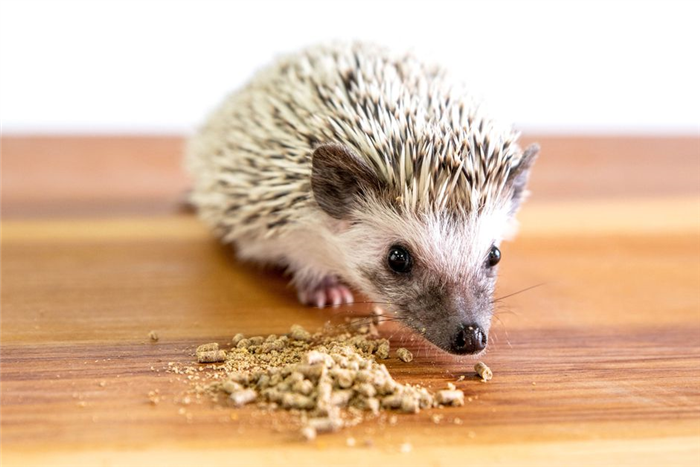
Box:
[1,135,699,467]
[3,135,699,217]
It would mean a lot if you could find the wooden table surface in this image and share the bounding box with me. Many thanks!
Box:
[2,135,699,466]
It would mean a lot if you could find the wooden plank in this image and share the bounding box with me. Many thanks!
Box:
[1,136,190,218]
[1,136,699,466]
[2,135,699,218]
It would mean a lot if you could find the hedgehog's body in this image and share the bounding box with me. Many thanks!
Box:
[187,43,538,355]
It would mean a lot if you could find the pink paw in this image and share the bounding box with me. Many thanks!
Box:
[297,280,354,308]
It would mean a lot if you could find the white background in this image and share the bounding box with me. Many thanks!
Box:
[1,0,699,135]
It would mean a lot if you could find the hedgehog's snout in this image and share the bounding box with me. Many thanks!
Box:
[449,323,487,355]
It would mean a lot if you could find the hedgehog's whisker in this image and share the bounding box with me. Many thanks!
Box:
[492,308,519,318]
[492,282,545,302]
[491,313,512,348]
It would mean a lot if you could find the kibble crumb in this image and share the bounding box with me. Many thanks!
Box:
[435,389,465,406]
[474,362,492,381]
[147,389,160,405]
[307,416,343,433]
[396,347,413,363]
[290,324,311,342]
[302,350,326,365]
[230,389,257,407]
[375,340,390,359]
[196,343,227,363]
[248,336,264,346]
[197,343,219,352]
[188,323,480,439]
[148,330,159,342]
[222,380,242,394]
[301,426,317,441]
[231,333,245,346]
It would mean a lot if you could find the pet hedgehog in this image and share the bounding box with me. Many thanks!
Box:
[186,42,538,355]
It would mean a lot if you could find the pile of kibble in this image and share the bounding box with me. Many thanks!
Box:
[194,320,470,440]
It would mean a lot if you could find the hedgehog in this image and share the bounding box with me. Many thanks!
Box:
[186,42,538,355]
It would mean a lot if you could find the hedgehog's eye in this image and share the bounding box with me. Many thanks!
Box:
[488,245,501,267]
[388,245,412,274]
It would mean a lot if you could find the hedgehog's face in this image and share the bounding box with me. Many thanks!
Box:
[338,207,507,355]
[311,143,537,355]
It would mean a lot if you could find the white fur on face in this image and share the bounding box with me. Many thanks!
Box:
[338,194,512,302]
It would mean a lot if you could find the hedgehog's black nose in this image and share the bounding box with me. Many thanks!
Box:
[451,323,487,354]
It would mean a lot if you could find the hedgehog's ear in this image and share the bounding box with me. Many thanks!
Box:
[507,143,539,213]
[311,143,381,219]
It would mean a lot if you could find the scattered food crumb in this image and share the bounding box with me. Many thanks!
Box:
[300,426,317,441]
[148,390,160,405]
[178,323,474,439]
[289,324,311,342]
[230,388,257,407]
[435,389,465,406]
[148,330,159,342]
[231,333,245,346]
[196,343,226,363]
[306,415,343,434]
[456,375,465,382]
[375,340,390,359]
[475,361,492,381]
[396,347,413,363]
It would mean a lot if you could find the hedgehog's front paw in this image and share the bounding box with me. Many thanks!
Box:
[297,278,354,308]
